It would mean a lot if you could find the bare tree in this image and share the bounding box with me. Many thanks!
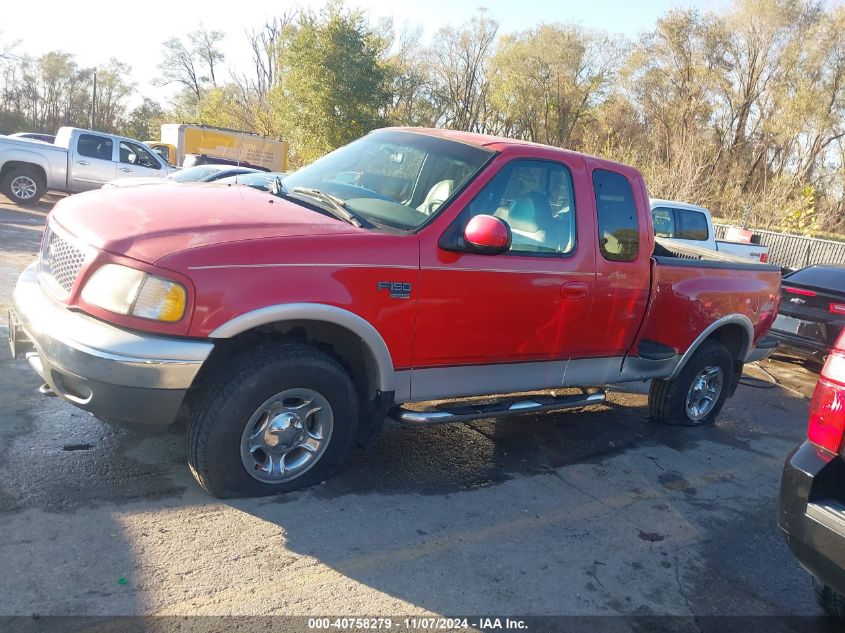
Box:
[157,27,225,101]
[190,27,225,87]
[429,9,499,132]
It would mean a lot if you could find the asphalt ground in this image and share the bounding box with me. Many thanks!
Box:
[0,193,831,630]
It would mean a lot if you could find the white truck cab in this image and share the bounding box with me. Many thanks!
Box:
[0,127,173,205]
[650,199,769,263]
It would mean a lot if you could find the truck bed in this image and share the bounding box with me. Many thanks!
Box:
[634,237,782,368]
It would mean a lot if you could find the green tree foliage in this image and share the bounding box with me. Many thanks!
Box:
[123,97,166,140]
[271,4,390,165]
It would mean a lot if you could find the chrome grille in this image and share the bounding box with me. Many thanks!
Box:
[40,226,85,296]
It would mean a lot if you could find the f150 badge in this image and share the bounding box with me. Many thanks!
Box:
[378,281,412,299]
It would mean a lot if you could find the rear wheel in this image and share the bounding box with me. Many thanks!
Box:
[649,340,734,426]
[1,168,45,206]
[187,342,358,498]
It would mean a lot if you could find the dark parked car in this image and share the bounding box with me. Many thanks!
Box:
[214,171,287,192]
[182,153,270,172]
[779,328,845,615]
[103,165,259,189]
[770,264,845,364]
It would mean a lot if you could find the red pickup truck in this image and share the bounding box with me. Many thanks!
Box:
[9,128,781,497]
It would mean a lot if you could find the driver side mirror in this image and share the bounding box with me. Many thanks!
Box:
[462,214,511,255]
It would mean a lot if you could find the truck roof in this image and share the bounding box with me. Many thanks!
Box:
[650,198,710,213]
[386,127,643,176]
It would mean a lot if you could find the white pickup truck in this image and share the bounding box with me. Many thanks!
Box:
[650,199,769,263]
[0,127,173,206]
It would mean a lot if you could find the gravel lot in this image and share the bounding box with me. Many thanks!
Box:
[0,194,828,625]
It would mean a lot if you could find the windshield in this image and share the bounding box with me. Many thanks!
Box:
[169,165,223,183]
[282,129,494,230]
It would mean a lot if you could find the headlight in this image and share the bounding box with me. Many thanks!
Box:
[81,264,186,322]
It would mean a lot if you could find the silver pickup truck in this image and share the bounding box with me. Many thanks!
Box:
[0,127,173,205]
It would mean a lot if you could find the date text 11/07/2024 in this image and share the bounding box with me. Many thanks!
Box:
[306,617,529,630]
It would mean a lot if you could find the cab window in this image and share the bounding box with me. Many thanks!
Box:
[119,141,161,170]
[464,159,576,256]
[651,207,675,238]
[77,134,113,161]
[676,209,709,241]
[593,169,639,262]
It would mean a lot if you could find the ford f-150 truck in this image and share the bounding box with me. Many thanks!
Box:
[8,128,781,498]
[0,127,173,205]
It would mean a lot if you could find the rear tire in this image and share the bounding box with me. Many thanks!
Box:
[649,340,734,426]
[187,342,358,498]
[1,168,45,206]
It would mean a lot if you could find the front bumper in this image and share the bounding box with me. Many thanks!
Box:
[10,261,213,427]
[779,441,845,597]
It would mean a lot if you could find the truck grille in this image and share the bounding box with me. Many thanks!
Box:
[40,226,85,297]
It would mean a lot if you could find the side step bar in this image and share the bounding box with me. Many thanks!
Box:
[390,389,606,426]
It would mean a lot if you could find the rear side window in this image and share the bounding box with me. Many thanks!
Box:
[593,169,639,261]
[77,134,113,161]
[676,209,709,241]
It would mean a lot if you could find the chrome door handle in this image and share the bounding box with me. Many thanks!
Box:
[561,282,589,299]
[75,160,89,166]
[118,167,132,172]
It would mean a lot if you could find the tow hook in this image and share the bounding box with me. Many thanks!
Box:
[38,383,56,397]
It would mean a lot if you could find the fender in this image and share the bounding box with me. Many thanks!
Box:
[667,314,754,380]
[0,147,53,174]
[208,303,396,393]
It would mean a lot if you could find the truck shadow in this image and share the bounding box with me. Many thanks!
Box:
[221,381,812,615]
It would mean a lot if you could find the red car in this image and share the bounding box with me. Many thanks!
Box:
[9,128,781,497]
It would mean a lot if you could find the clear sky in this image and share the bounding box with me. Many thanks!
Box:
[2,0,731,107]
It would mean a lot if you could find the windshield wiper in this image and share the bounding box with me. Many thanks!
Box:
[290,186,364,227]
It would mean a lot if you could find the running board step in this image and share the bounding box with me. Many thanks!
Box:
[390,389,606,426]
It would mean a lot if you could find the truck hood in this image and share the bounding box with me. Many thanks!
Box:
[51,184,361,264]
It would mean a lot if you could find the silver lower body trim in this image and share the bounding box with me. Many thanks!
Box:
[390,389,606,425]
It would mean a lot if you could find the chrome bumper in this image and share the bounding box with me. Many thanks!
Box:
[11,261,213,426]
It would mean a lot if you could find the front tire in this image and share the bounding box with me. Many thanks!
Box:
[1,168,45,206]
[187,343,359,498]
[649,340,734,426]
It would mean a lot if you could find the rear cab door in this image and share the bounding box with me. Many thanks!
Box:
[69,131,117,191]
[584,163,653,366]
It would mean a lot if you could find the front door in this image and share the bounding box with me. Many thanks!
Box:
[71,133,117,191]
[412,157,597,401]
[117,140,166,179]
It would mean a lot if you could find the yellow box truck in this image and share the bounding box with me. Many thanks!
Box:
[148,124,288,171]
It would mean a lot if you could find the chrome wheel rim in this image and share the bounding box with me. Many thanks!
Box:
[685,365,723,421]
[240,388,333,484]
[10,175,37,200]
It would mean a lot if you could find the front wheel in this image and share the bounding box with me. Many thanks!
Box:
[649,340,734,426]
[187,343,359,498]
[1,168,45,206]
